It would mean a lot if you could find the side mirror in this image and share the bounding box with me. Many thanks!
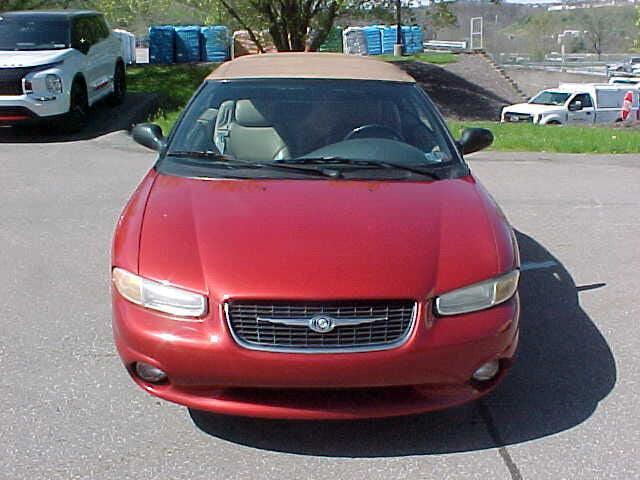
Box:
[569,100,582,112]
[132,123,166,151]
[458,127,493,155]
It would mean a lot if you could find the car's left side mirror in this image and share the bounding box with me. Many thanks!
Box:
[568,100,582,112]
[458,127,494,155]
[71,38,91,55]
[132,123,166,151]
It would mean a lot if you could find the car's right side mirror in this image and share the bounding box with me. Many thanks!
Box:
[458,127,494,155]
[132,123,166,151]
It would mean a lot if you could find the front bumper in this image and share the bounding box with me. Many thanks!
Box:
[0,93,70,123]
[113,294,520,419]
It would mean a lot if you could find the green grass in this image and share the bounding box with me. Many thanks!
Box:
[448,121,640,154]
[127,64,216,132]
[378,52,457,64]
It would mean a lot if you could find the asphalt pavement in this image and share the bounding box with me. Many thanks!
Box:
[0,130,638,479]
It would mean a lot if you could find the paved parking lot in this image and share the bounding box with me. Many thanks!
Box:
[0,131,638,479]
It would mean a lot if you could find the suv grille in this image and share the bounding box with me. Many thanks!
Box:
[226,300,416,353]
[0,67,33,95]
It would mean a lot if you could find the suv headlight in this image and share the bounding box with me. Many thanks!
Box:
[112,268,207,317]
[45,74,63,94]
[435,270,520,316]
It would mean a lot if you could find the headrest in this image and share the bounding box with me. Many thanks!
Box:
[197,108,218,125]
[234,99,271,127]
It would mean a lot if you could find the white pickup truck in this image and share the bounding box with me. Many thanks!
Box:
[501,84,639,125]
[0,10,125,132]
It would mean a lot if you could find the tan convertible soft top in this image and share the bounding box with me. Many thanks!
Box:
[207,52,415,83]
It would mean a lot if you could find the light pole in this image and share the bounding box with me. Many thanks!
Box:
[394,0,403,57]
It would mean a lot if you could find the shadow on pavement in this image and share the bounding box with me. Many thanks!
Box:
[0,92,158,144]
[189,231,616,457]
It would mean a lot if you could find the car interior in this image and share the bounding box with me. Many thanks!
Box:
[186,94,445,162]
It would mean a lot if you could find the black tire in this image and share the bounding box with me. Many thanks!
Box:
[61,79,89,133]
[546,120,561,125]
[107,62,126,106]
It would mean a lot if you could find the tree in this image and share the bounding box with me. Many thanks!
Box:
[93,0,170,28]
[635,5,640,50]
[213,0,345,52]
[0,0,170,29]
[0,0,51,11]
[525,12,555,61]
[425,1,457,40]
[579,8,612,60]
[209,0,426,52]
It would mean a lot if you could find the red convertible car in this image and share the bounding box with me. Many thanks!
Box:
[112,53,520,420]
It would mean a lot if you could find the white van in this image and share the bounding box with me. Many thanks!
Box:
[501,83,639,125]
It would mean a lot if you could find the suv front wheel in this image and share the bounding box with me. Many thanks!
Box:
[61,79,89,133]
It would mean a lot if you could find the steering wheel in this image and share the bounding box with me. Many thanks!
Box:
[343,124,404,142]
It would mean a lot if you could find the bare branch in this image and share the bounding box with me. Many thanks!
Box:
[219,0,265,53]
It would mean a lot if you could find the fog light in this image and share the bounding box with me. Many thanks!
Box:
[472,360,500,382]
[135,362,168,384]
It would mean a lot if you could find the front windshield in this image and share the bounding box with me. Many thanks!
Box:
[530,91,571,106]
[165,78,458,178]
[0,16,70,51]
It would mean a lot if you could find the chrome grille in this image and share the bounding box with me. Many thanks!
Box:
[504,112,533,123]
[226,300,416,353]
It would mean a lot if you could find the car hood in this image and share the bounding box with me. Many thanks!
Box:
[503,103,560,114]
[0,49,72,68]
[138,174,516,303]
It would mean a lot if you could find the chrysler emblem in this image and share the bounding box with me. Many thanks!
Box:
[308,315,336,333]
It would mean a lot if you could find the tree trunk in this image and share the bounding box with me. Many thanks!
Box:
[308,1,339,51]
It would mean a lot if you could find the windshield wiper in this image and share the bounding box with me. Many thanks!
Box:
[166,151,341,178]
[167,150,232,160]
[279,157,442,180]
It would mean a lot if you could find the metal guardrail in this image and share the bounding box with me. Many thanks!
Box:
[503,63,608,77]
[423,40,467,51]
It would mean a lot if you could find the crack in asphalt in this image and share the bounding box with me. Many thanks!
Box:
[477,400,524,480]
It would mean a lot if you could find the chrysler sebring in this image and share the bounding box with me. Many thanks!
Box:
[112,53,520,420]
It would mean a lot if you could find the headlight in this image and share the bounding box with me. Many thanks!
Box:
[435,270,520,316]
[45,74,63,94]
[112,268,207,317]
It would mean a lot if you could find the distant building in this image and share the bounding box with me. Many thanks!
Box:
[547,0,637,12]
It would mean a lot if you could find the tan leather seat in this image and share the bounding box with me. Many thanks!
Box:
[213,100,235,153]
[225,99,290,162]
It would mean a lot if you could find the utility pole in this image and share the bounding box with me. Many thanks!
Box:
[394,0,403,56]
